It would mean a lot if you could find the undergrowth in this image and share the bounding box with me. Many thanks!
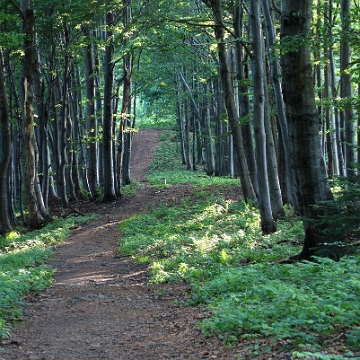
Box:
[0,214,96,339]
[146,131,238,187]
[118,130,360,359]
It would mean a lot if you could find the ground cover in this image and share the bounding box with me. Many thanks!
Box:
[0,128,359,359]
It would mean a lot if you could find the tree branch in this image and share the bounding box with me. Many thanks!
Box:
[271,0,282,15]
[9,0,26,21]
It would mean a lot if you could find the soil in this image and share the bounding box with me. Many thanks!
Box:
[0,129,284,360]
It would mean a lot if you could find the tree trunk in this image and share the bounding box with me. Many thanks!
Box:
[120,54,132,186]
[250,0,276,233]
[340,0,357,175]
[261,0,299,209]
[281,0,333,259]
[203,83,215,175]
[175,73,187,165]
[102,11,117,202]
[83,26,99,199]
[23,8,44,229]
[0,49,12,235]
[233,4,258,194]
[205,0,257,203]
[328,2,346,176]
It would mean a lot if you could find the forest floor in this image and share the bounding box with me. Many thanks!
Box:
[0,129,289,360]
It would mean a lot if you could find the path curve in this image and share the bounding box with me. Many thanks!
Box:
[1,129,243,360]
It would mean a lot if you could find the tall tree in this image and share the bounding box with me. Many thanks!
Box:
[281,0,334,259]
[203,0,257,203]
[83,25,100,199]
[261,0,299,209]
[340,0,357,175]
[0,49,12,235]
[103,10,117,202]
[22,2,45,228]
[250,0,277,233]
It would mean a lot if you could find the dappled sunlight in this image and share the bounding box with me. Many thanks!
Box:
[55,265,148,286]
[55,269,114,286]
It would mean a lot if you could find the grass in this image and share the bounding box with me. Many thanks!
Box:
[146,131,239,187]
[0,214,97,338]
[118,130,360,359]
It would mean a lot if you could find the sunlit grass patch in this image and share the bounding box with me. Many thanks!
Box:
[119,191,303,283]
[145,130,240,187]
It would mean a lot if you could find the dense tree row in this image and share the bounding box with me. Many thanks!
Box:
[0,0,359,259]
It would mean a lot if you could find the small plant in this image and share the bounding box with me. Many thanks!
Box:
[122,181,142,196]
[307,175,360,259]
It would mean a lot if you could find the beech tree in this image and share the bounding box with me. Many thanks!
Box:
[340,0,357,176]
[103,10,117,202]
[22,1,47,228]
[281,0,334,259]
[250,0,277,233]
[0,49,12,235]
[202,0,257,203]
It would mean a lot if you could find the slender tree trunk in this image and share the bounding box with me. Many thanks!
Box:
[340,0,357,175]
[119,1,133,187]
[83,26,99,199]
[0,49,12,235]
[203,83,215,175]
[328,2,345,176]
[250,0,276,233]
[264,88,285,219]
[233,5,258,193]
[119,54,132,186]
[184,100,193,170]
[102,11,117,202]
[205,0,257,203]
[175,73,187,165]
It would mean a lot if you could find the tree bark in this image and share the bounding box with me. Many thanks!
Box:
[204,0,257,203]
[0,49,12,235]
[340,0,357,176]
[83,25,99,199]
[281,0,333,259]
[102,11,117,202]
[250,0,277,233]
[233,2,258,194]
[261,0,299,209]
[23,8,44,229]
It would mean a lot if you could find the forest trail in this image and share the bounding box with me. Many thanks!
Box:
[0,129,248,360]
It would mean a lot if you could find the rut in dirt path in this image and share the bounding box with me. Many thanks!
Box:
[0,129,245,360]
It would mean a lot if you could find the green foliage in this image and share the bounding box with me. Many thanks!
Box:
[311,176,360,252]
[292,351,356,359]
[146,131,239,187]
[118,183,360,354]
[117,131,360,357]
[119,193,301,282]
[122,181,142,196]
[0,214,97,339]
[197,257,360,345]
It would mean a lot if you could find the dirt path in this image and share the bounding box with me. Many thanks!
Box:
[0,129,244,360]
